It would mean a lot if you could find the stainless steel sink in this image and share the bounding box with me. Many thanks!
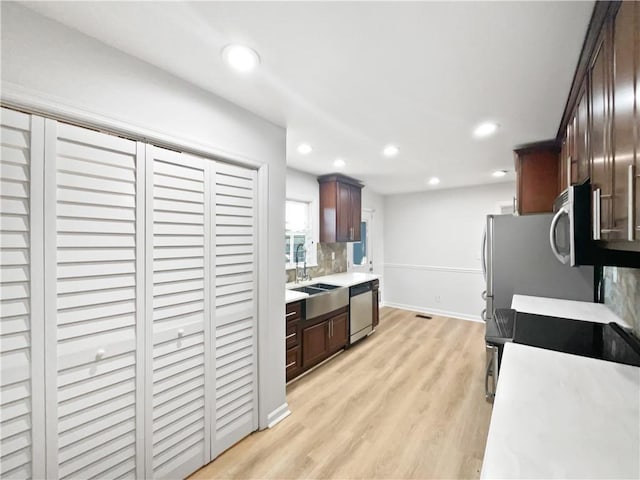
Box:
[290,283,348,318]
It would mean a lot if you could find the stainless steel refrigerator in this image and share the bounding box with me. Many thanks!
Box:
[481,213,594,321]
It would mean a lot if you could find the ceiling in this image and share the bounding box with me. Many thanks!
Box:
[24,1,594,195]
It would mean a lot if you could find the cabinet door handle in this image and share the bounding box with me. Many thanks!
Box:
[285,311,297,318]
[629,165,635,241]
[593,188,601,240]
[285,361,296,369]
[285,333,296,340]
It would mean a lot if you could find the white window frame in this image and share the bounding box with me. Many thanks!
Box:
[285,198,318,270]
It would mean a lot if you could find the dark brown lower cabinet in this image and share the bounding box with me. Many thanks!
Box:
[286,346,301,382]
[371,279,380,329]
[302,321,330,368]
[327,312,348,352]
[287,306,350,378]
[372,289,380,329]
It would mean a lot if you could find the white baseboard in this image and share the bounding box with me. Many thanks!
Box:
[381,301,483,323]
[266,402,291,429]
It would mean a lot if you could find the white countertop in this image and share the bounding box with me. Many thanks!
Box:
[285,289,309,303]
[481,343,640,479]
[511,294,629,329]
[285,272,380,303]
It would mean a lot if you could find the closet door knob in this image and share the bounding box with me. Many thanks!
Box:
[96,349,105,358]
[178,329,185,337]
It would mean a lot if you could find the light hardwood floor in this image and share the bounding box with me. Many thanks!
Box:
[191,307,493,480]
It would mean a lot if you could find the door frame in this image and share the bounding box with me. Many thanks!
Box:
[347,208,374,273]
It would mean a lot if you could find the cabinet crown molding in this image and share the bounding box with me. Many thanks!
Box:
[317,173,364,188]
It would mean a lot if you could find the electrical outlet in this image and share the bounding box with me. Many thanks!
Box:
[331,252,335,260]
[435,295,441,303]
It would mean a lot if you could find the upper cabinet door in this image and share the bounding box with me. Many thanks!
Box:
[576,85,590,183]
[612,1,639,241]
[0,108,45,480]
[590,26,614,240]
[44,120,145,479]
[336,182,351,242]
[350,185,362,242]
[145,146,211,479]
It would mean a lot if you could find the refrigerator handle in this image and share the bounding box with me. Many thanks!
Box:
[486,215,494,298]
[628,165,635,241]
[481,228,487,282]
[549,207,569,264]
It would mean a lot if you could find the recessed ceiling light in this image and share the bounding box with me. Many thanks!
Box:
[333,158,346,168]
[473,122,499,139]
[492,170,508,178]
[428,177,440,186]
[383,145,399,157]
[297,143,312,155]
[222,44,260,73]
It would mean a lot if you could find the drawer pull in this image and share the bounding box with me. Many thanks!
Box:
[285,333,296,340]
[285,312,297,318]
[285,361,296,369]
[96,349,105,359]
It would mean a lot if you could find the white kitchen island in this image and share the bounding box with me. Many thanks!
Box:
[481,342,640,479]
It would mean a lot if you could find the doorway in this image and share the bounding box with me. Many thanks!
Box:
[347,209,373,273]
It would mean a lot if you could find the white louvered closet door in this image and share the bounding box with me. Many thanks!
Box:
[43,121,145,480]
[145,146,211,479]
[0,108,45,479]
[212,162,258,459]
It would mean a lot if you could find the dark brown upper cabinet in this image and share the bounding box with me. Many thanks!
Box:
[556,1,639,253]
[318,174,363,243]
[611,1,639,243]
[514,142,560,215]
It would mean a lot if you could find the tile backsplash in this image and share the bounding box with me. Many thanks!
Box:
[286,242,347,282]
[603,266,640,334]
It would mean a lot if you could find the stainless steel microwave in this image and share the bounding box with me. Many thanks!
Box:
[549,182,593,266]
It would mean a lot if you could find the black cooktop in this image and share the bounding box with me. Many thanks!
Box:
[486,309,640,368]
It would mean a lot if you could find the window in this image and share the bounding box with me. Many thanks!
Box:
[285,199,315,267]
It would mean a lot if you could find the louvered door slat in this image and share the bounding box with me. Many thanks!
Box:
[0,108,45,480]
[212,162,258,459]
[145,147,211,480]
[44,120,144,480]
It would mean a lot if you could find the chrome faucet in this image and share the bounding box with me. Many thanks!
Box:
[295,244,311,283]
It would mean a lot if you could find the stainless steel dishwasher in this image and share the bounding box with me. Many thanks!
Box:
[349,282,373,344]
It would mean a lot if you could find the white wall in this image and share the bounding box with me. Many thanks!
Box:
[285,168,319,266]
[1,4,288,428]
[383,182,515,321]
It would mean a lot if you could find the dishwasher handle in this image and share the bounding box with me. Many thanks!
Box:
[350,282,373,296]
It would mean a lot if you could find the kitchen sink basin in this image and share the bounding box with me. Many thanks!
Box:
[289,283,348,318]
[311,283,341,290]
[290,283,341,295]
[290,285,327,295]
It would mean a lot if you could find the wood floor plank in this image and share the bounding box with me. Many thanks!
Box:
[190,307,492,480]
